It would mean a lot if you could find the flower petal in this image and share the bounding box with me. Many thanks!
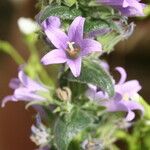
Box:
[101,99,127,112]
[41,49,67,65]
[115,67,127,84]
[45,28,69,49]
[1,95,17,107]
[115,80,141,97]
[121,100,144,114]
[67,57,82,77]
[125,110,135,121]
[81,39,102,56]
[68,16,85,44]
[9,78,20,89]
[14,87,45,101]
[18,71,47,92]
[33,105,47,118]
[42,16,61,30]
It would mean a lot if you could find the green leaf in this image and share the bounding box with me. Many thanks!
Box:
[97,21,132,53]
[97,32,123,53]
[84,19,119,35]
[54,108,93,150]
[84,20,110,33]
[64,0,77,7]
[68,59,114,97]
[40,5,81,22]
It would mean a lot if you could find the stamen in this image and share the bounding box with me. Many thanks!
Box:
[66,41,81,59]
[67,42,75,51]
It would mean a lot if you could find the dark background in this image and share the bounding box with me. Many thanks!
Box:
[0,0,150,150]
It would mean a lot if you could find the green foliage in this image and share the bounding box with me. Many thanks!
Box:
[97,32,123,53]
[0,40,25,64]
[2,1,150,150]
[138,95,150,119]
[68,58,115,97]
[54,108,94,150]
[84,19,110,33]
[64,0,77,7]
[39,5,81,22]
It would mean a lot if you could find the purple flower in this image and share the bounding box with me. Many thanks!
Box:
[2,70,49,107]
[86,66,144,121]
[41,16,61,30]
[41,16,102,77]
[97,0,146,16]
[30,115,50,149]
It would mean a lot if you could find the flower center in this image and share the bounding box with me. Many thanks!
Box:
[123,93,129,101]
[66,42,81,59]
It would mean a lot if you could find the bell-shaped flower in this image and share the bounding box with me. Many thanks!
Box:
[97,0,146,16]
[86,66,144,121]
[41,16,102,77]
[41,16,61,30]
[2,70,49,107]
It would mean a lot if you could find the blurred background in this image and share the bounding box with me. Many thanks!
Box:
[0,0,150,150]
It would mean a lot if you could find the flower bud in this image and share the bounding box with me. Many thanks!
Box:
[56,87,72,102]
[82,139,104,150]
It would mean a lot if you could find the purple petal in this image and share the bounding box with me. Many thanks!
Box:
[87,28,110,38]
[67,57,82,77]
[97,0,124,6]
[14,87,45,101]
[125,110,135,121]
[102,97,144,121]
[86,84,108,102]
[115,67,127,84]
[45,28,69,49]
[100,61,110,72]
[115,80,141,97]
[18,71,47,92]
[42,16,61,30]
[97,0,146,16]
[33,105,47,118]
[121,100,144,114]
[9,78,20,89]
[81,39,102,56]
[68,16,85,44]
[1,95,17,107]
[100,99,127,112]
[41,49,67,65]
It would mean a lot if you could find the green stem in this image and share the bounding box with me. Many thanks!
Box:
[0,40,25,65]
[26,41,54,86]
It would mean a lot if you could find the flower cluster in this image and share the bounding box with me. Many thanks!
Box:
[2,70,49,107]
[86,66,144,121]
[41,16,102,77]
[1,0,148,150]
[97,0,146,16]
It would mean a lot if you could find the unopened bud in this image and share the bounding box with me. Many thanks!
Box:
[56,87,72,101]
[82,139,104,150]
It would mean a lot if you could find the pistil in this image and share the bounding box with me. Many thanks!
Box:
[66,42,81,59]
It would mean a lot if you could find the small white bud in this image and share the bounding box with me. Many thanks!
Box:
[17,17,39,35]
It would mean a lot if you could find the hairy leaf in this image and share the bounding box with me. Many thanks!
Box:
[40,5,81,22]
[68,59,115,97]
[64,0,77,7]
[54,108,93,150]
